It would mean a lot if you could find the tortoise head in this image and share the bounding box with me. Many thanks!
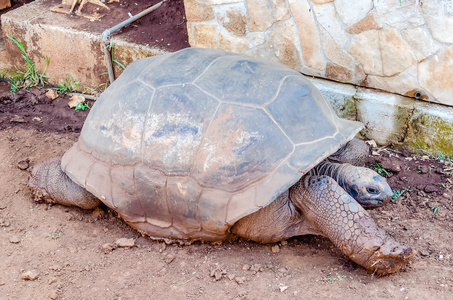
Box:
[341,167,392,209]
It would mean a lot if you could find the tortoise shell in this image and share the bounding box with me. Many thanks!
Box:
[61,48,363,241]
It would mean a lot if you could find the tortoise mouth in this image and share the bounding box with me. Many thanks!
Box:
[358,198,389,209]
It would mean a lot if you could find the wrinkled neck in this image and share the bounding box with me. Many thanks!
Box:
[309,160,354,190]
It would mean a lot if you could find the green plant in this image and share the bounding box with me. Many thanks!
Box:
[10,75,23,93]
[107,39,126,70]
[75,101,89,111]
[327,273,346,283]
[44,231,62,240]
[375,163,389,177]
[55,74,80,94]
[392,188,410,201]
[6,35,51,89]
[431,206,439,214]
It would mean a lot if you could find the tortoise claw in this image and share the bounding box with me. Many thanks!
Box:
[360,236,416,275]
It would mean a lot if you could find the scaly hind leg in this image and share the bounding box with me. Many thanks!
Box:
[28,158,100,210]
[291,175,415,275]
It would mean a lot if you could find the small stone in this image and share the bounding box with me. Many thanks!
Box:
[49,277,58,285]
[45,89,59,100]
[157,267,167,277]
[227,274,235,280]
[425,185,440,193]
[235,276,246,285]
[251,264,264,272]
[115,238,135,248]
[17,159,30,170]
[279,286,289,292]
[421,155,430,161]
[10,115,26,123]
[271,245,280,253]
[164,253,176,264]
[281,240,288,246]
[9,235,21,244]
[210,268,224,281]
[418,165,430,174]
[67,95,85,108]
[0,281,5,286]
[278,267,288,274]
[49,265,62,271]
[49,289,59,299]
[366,140,378,148]
[21,270,40,281]
[102,243,116,254]
[242,264,251,271]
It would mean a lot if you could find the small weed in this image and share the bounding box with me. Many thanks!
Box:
[431,206,440,214]
[55,74,80,94]
[392,188,410,201]
[375,163,389,177]
[439,182,446,188]
[327,273,346,284]
[417,145,453,163]
[75,101,89,111]
[6,35,51,90]
[44,231,62,240]
[10,75,23,93]
[107,39,126,70]
[113,59,126,69]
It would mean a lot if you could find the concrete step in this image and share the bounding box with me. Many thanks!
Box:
[1,0,188,89]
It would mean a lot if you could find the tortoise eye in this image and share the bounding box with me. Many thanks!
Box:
[367,187,379,195]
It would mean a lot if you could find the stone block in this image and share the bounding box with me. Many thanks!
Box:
[0,0,11,10]
[314,3,348,47]
[422,0,453,43]
[325,63,354,84]
[246,0,290,32]
[220,32,251,53]
[405,102,453,156]
[349,28,413,77]
[289,0,324,70]
[375,0,424,29]
[192,23,220,49]
[401,26,440,62]
[250,20,301,70]
[310,77,358,120]
[1,0,166,89]
[354,88,415,145]
[334,0,373,26]
[215,3,247,36]
[321,32,355,73]
[419,46,453,106]
[366,66,421,99]
[184,0,215,22]
[346,11,381,34]
[312,0,334,4]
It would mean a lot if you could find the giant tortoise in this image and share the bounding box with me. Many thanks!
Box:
[28,48,415,275]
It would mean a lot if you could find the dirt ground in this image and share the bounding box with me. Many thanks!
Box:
[1,0,189,52]
[0,81,452,300]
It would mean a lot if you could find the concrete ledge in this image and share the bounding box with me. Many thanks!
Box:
[311,77,453,156]
[1,0,166,89]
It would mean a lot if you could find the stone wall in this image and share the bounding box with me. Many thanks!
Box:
[184,0,453,106]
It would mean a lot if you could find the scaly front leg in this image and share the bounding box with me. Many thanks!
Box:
[291,175,415,275]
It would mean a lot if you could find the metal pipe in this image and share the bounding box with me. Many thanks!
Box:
[102,0,165,84]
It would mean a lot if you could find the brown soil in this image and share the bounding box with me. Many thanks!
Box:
[2,0,189,52]
[1,85,453,299]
